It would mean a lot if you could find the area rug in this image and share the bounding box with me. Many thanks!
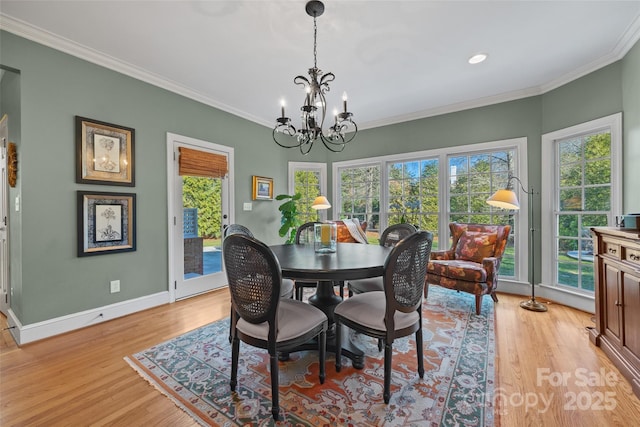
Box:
[125,286,495,426]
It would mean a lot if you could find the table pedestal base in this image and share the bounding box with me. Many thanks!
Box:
[278,325,365,369]
[280,280,365,369]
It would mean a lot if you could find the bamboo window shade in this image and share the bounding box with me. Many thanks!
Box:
[178,147,228,178]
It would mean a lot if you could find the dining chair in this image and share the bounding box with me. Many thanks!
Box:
[223,223,254,239]
[223,223,294,344]
[347,223,418,297]
[334,230,433,404]
[223,233,328,421]
[224,224,293,297]
[294,221,346,300]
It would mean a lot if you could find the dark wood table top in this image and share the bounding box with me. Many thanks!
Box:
[270,243,392,282]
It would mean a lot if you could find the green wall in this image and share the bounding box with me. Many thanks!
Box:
[541,63,623,134]
[1,29,638,328]
[0,31,289,324]
[622,39,640,212]
[0,66,23,319]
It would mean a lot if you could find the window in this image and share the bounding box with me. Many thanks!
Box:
[388,158,440,245]
[334,138,526,277]
[337,164,380,241]
[541,113,622,293]
[288,162,327,223]
[448,150,517,276]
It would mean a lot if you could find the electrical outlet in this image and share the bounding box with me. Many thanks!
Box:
[110,280,120,293]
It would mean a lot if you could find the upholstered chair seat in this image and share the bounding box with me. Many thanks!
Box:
[335,292,420,331]
[237,298,327,342]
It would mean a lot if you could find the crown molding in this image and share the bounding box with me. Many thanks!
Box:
[0,13,272,128]
[2,11,640,132]
[539,14,640,94]
[358,86,542,130]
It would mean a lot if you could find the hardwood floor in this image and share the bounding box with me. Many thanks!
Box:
[2,290,640,426]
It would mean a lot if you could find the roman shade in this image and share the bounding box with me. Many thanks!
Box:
[178,147,228,178]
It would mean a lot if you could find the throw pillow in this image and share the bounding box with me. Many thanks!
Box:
[454,231,497,263]
[335,219,368,243]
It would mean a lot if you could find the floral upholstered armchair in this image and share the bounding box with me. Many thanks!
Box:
[425,223,511,315]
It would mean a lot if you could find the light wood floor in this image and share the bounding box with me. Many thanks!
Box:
[2,290,640,426]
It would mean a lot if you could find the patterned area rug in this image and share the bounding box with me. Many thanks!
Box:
[125,286,495,426]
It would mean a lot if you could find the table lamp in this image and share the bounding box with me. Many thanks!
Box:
[311,195,331,210]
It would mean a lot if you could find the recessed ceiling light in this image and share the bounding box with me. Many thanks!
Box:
[468,53,488,64]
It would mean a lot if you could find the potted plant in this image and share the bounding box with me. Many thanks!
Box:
[276,193,302,244]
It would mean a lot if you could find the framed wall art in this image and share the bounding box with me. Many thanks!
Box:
[252,176,273,200]
[76,116,135,186]
[77,191,136,257]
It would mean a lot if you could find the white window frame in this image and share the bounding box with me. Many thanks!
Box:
[288,161,328,220]
[332,160,383,233]
[333,138,528,284]
[541,113,622,304]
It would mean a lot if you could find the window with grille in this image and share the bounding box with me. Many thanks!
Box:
[542,113,622,293]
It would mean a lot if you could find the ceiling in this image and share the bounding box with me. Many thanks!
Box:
[2,1,640,130]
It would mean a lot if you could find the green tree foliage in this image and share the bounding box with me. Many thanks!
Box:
[340,166,380,230]
[182,176,222,239]
[293,170,320,223]
[388,159,439,234]
[557,132,611,252]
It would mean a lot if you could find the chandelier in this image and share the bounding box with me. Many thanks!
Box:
[272,0,357,155]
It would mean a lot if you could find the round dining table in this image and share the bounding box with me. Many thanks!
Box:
[270,242,392,369]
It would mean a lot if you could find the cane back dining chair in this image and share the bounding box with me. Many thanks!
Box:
[223,233,328,421]
[347,223,418,297]
[334,230,433,404]
[425,222,511,315]
[224,224,295,344]
[223,223,253,239]
[224,224,294,298]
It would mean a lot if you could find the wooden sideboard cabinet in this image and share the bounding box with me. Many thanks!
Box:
[590,227,640,398]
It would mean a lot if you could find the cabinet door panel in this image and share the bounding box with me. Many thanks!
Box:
[604,262,621,341]
[623,272,640,362]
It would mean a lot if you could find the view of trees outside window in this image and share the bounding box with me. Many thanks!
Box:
[555,131,611,291]
[388,158,440,245]
[448,150,516,276]
[293,170,321,224]
[338,165,380,242]
[182,176,222,243]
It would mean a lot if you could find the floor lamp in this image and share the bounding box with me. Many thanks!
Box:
[486,175,547,312]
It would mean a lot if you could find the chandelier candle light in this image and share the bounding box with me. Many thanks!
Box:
[486,174,547,312]
[273,1,357,155]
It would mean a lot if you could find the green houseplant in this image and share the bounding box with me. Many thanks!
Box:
[276,193,302,244]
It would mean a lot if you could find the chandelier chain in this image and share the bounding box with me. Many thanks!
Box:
[313,16,318,69]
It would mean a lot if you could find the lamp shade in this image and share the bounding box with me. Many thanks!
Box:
[486,189,520,210]
[311,195,331,210]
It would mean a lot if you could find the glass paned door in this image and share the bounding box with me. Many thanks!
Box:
[182,176,223,281]
[170,136,231,300]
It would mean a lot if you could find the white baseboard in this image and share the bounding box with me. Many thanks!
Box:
[497,279,595,314]
[6,292,170,346]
